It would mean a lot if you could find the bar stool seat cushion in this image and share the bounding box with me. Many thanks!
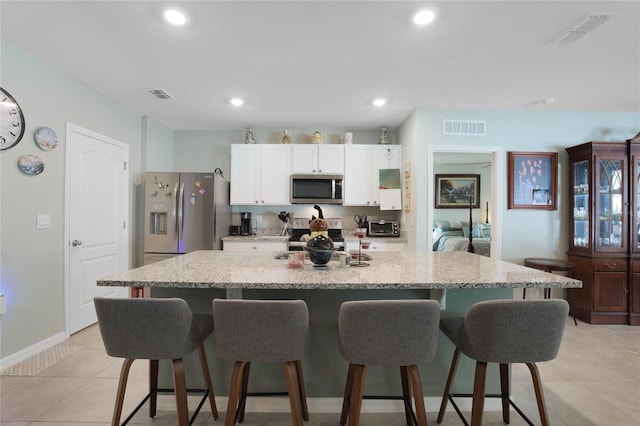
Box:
[440,299,568,363]
[338,299,440,366]
[213,299,308,363]
[96,297,213,360]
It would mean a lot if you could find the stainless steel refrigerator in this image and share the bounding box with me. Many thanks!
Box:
[143,170,230,265]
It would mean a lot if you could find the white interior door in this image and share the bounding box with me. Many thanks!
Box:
[65,123,129,334]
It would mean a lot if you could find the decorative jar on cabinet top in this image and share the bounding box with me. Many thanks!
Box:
[244,127,255,144]
[378,127,391,145]
[282,129,292,144]
[311,131,324,144]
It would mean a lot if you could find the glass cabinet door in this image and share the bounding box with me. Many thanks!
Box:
[635,158,640,251]
[573,160,589,248]
[598,159,624,249]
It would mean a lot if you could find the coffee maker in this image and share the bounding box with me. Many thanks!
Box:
[240,212,252,236]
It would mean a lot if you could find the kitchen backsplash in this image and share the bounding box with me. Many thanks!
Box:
[230,205,401,236]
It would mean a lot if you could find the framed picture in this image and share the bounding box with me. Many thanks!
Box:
[508,151,558,210]
[435,174,480,209]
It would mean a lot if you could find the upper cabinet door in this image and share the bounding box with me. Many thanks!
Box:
[230,145,260,205]
[343,145,374,206]
[291,145,344,174]
[570,158,590,251]
[632,148,640,254]
[317,145,344,174]
[291,145,317,174]
[372,146,401,207]
[261,145,291,205]
[230,145,291,205]
[596,156,627,253]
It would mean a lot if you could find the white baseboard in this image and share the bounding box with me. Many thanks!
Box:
[0,331,66,371]
[155,395,502,414]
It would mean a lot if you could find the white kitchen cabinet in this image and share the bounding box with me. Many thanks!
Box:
[345,239,406,252]
[230,144,291,205]
[291,145,344,174]
[223,240,288,252]
[343,145,401,208]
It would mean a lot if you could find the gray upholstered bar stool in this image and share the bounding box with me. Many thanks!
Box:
[212,298,310,426]
[94,297,218,426]
[437,299,569,426]
[338,299,441,426]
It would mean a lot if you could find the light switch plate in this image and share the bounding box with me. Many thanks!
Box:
[0,295,6,315]
[36,214,51,229]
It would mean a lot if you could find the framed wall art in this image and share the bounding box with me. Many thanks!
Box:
[435,174,480,209]
[508,151,558,210]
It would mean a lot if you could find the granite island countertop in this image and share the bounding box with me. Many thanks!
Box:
[98,250,582,290]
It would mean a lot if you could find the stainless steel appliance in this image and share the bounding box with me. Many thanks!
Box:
[368,220,400,237]
[288,217,344,250]
[290,174,343,204]
[143,170,230,265]
[240,212,252,236]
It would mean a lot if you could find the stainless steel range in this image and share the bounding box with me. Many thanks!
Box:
[288,217,344,250]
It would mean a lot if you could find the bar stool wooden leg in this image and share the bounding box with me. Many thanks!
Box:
[112,358,134,426]
[149,359,158,418]
[237,362,250,422]
[470,361,487,426]
[527,362,550,426]
[197,344,218,419]
[170,358,189,426]
[407,365,428,426]
[400,366,413,425]
[437,347,461,423]
[226,361,248,426]
[295,359,309,421]
[347,364,367,426]
[499,363,510,424]
[340,363,355,425]
[284,361,304,426]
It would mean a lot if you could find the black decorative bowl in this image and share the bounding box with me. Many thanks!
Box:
[304,235,336,266]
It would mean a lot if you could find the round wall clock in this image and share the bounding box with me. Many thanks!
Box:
[0,87,26,151]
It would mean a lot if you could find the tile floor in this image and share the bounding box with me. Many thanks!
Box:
[1,318,639,425]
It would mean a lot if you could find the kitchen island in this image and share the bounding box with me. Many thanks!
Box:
[97,250,581,403]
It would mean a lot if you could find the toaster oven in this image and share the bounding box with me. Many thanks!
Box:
[368,220,400,237]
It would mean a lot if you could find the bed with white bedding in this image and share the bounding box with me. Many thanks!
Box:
[432,221,491,257]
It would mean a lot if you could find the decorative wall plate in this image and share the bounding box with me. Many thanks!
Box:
[34,126,58,151]
[18,154,44,175]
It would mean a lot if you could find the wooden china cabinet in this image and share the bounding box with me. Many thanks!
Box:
[566,133,640,325]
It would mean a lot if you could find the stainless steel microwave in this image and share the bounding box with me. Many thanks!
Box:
[368,220,400,237]
[290,174,343,204]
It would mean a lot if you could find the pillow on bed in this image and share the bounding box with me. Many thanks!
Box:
[434,220,451,230]
[461,221,485,238]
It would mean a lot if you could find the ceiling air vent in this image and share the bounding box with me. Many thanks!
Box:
[443,120,486,136]
[551,13,617,44]
[147,88,174,100]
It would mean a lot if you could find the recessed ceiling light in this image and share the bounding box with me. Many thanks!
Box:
[373,98,387,107]
[164,9,188,26]
[230,98,244,107]
[413,9,437,26]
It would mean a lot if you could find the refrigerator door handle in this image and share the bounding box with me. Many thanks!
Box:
[174,182,179,237]
[178,182,185,237]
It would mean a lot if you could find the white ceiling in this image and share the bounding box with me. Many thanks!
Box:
[1,1,638,131]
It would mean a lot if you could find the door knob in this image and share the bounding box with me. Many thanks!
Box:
[72,240,83,247]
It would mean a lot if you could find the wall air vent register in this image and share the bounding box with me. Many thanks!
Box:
[443,120,486,136]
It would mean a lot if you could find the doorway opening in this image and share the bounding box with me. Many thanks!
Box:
[427,145,503,259]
